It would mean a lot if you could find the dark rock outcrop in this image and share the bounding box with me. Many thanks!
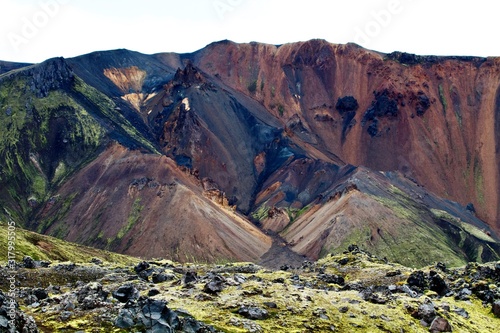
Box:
[112,284,139,303]
[336,96,359,114]
[407,270,428,292]
[237,306,269,320]
[0,290,38,333]
[429,271,448,296]
[115,298,216,332]
[203,275,226,294]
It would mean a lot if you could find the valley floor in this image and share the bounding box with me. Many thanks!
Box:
[1,247,500,332]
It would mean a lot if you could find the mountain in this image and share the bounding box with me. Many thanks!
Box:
[0,40,499,267]
[2,241,500,332]
[192,40,500,230]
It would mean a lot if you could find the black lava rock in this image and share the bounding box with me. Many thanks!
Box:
[263,302,277,309]
[90,258,103,265]
[317,274,345,285]
[237,306,269,320]
[407,270,428,291]
[493,301,500,318]
[429,271,448,296]
[0,290,38,332]
[466,203,476,214]
[337,258,349,265]
[23,256,36,269]
[32,288,48,301]
[203,275,226,294]
[347,244,360,252]
[115,298,215,332]
[417,301,436,324]
[362,289,388,305]
[455,288,472,301]
[183,271,198,285]
[148,289,160,297]
[134,261,150,274]
[336,96,359,114]
[112,285,139,303]
[152,272,175,284]
[386,270,402,277]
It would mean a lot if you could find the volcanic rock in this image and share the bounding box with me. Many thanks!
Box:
[429,316,452,332]
[237,306,269,320]
[493,301,500,318]
[112,285,139,303]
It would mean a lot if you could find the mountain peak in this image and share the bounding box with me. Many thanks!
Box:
[173,62,204,85]
[0,57,74,98]
[30,57,74,97]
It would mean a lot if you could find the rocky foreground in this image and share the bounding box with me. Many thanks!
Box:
[1,246,500,332]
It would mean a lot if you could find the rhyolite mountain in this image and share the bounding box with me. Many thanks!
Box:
[1,39,499,267]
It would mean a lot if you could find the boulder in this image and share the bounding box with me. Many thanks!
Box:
[183,271,198,285]
[429,317,452,332]
[203,275,225,294]
[317,273,345,285]
[112,285,139,303]
[238,306,269,320]
[148,288,161,297]
[134,261,150,274]
[493,301,500,317]
[407,270,428,291]
[0,290,38,332]
[114,298,215,332]
[417,301,436,324]
[23,256,36,269]
[152,272,175,284]
[32,288,48,301]
[429,271,448,296]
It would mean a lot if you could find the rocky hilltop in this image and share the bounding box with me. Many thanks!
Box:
[0,40,500,268]
[0,232,499,332]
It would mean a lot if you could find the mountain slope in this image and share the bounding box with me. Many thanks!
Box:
[32,143,272,262]
[0,57,156,224]
[280,167,500,267]
[0,60,31,74]
[191,40,500,232]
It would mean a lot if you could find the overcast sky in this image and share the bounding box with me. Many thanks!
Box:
[1,0,498,63]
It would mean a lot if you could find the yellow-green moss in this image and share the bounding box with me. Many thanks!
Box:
[0,222,137,264]
[117,198,143,239]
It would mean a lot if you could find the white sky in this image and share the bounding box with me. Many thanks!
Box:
[0,0,498,63]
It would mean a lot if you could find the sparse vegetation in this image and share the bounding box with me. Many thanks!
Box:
[252,204,270,221]
[0,222,135,264]
[117,198,143,239]
[247,79,257,93]
[278,104,284,117]
[438,84,447,114]
[285,205,310,223]
[431,208,497,243]
[73,76,158,153]
[474,157,485,205]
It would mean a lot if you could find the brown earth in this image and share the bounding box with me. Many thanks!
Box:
[33,143,271,262]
